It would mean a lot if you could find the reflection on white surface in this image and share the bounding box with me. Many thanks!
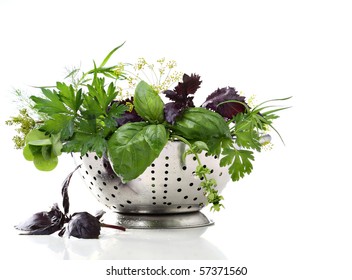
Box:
[6,227,226,260]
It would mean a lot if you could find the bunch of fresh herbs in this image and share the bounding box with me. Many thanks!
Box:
[6,43,290,211]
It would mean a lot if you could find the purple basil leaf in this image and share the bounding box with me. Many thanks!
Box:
[174,73,202,96]
[164,90,182,102]
[113,98,143,126]
[116,111,143,126]
[58,209,104,237]
[163,73,201,103]
[66,212,101,239]
[202,87,247,119]
[164,102,184,124]
[15,204,65,235]
[163,73,201,124]
[61,165,81,215]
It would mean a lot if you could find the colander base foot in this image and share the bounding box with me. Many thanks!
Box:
[114,211,214,229]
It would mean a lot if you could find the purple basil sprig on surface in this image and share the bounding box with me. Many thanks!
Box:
[15,166,125,239]
[163,73,202,124]
[15,204,66,235]
[65,212,102,239]
[202,87,248,119]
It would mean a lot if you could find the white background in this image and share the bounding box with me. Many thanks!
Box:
[0,0,351,279]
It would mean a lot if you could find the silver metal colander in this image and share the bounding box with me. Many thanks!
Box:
[72,141,230,228]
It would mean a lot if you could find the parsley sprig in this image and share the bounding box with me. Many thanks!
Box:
[14,45,129,170]
[219,97,291,181]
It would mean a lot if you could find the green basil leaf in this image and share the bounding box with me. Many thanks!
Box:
[172,107,231,140]
[134,81,165,123]
[107,123,168,182]
[172,107,232,155]
[144,124,169,154]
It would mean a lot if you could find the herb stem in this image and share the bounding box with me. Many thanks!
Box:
[171,134,202,166]
[100,223,126,231]
[171,134,210,181]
